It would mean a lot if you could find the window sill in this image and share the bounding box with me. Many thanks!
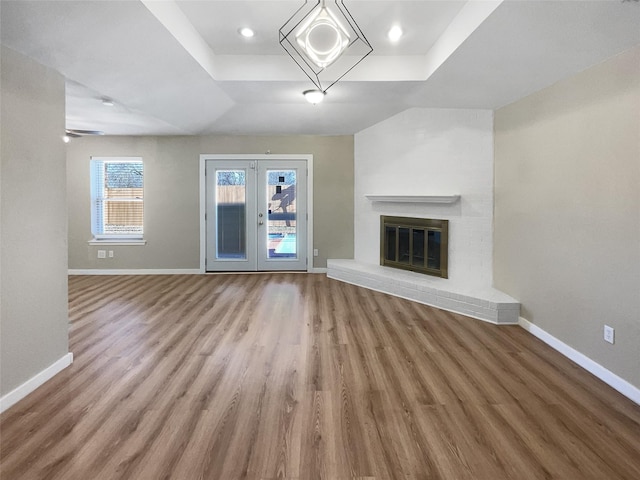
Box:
[88,239,147,246]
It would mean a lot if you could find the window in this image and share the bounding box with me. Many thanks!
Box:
[90,157,144,240]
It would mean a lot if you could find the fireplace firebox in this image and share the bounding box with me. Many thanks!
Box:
[380,216,448,278]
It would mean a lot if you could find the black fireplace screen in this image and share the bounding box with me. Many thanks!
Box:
[380,216,448,278]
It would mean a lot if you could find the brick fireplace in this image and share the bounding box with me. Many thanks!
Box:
[326,107,520,325]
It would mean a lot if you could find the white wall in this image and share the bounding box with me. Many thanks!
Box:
[354,108,494,287]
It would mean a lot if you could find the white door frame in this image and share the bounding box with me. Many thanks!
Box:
[199,154,314,273]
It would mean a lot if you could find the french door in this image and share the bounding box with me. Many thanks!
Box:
[205,159,307,271]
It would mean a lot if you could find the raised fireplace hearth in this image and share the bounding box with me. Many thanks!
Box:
[326,259,520,325]
[381,216,448,278]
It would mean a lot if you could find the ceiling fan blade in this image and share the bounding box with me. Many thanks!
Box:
[65,129,104,137]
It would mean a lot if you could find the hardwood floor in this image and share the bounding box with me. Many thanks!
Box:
[1,273,639,479]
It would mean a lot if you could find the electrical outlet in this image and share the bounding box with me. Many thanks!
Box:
[108,250,114,258]
[313,248,319,257]
[604,325,615,345]
[97,250,106,259]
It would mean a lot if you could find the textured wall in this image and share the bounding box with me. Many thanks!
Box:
[494,46,640,389]
[354,108,494,287]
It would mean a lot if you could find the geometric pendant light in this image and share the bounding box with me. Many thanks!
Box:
[279,1,373,95]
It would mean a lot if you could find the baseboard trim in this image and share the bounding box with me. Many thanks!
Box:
[519,317,640,405]
[68,269,201,275]
[310,267,328,274]
[0,352,74,414]
[70,269,326,276]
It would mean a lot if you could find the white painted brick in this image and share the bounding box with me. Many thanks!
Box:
[327,259,519,325]
[355,108,495,288]
[417,292,437,305]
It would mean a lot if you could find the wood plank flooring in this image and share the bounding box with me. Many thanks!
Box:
[1,273,639,479]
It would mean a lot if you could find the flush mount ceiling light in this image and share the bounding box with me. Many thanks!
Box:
[101,98,114,107]
[303,89,325,104]
[280,1,373,94]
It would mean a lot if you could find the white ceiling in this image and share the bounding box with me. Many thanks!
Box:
[2,0,639,136]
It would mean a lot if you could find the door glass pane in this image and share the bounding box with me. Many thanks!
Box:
[412,229,425,267]
[266,170,297,259]
[216,170,246,259]
[398,227,410,264]
[384,226,396,261]
[427,230,441,269]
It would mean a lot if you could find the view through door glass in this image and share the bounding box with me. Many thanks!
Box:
[206,158,307,272]
[216,169,246,260]
[265,169,297,260]
[257,160,307,271]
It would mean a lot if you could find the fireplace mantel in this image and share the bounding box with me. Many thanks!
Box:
[365,194,460,204]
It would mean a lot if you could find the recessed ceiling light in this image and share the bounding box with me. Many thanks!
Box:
[388,25,403,43]
[303,89,325,105]
[62,135,71,143]
[239,27,254,38]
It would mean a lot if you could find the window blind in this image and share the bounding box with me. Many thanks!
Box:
[90,157,144,239]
